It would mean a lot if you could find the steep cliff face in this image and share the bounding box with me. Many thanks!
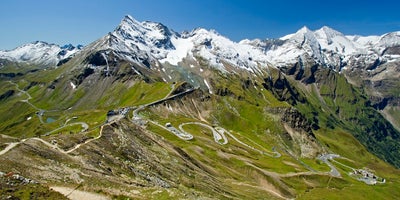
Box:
[261,69,306,105]
[282,65,400,168]
[282,108,322,158]
[345,60,400,131]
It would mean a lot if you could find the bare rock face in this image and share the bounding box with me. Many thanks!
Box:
[382,45,400,55]
[281,108,321,158]
[281,108,314,135]
[262,70,306,105]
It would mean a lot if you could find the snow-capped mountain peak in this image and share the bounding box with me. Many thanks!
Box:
[266,26,325,66]
[92,17,271,72]
[114,15,176,48]
[315,26,344,39]
[105,14,177,62]
[314,26,360,55]
[115,16,144,40]
[2,14,399,74]
[0,41,81,66]
[122,15,140,24]
[280,26,311,41]
[291,26,320,49]
[296,26,312,34]
[161,27,270,71]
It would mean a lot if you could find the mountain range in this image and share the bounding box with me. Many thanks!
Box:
[0,15,399,199]
[3,16,400,71]
[2,15,399,131]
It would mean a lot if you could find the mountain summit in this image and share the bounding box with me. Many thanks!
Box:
[2,16,399,73]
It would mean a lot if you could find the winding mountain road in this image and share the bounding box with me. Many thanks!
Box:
[179,122,228,145]
[0,124,105,156]
[317,154,341,177]
[130,84,283,158]
[149,120,193,140]
[8,81,42,118]
[44,122,89,136]
[2,82,362,182]
[0,139,27,156]
[215,127,281,157]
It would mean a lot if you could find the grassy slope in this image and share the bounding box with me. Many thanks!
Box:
[291,68,400,168]
[0,64,400,199]
[146,72,400,199]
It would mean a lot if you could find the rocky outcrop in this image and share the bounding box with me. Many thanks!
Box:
[281,108,314,137]
[0,90,14,101]
[382,45,400,55]
[0,171,67,199]
[280,108,321,158]
[262,71,306,105]
[73,67,95,86]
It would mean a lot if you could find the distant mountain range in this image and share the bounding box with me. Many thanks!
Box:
[0,41,82,66]
[2,15,400,72]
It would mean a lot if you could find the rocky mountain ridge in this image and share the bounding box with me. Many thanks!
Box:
[2,15,399,74]
[0,41,82,67]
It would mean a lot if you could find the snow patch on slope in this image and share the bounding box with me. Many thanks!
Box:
[70,82,77,89]
[161,37,193,65]
[204,79,213,94]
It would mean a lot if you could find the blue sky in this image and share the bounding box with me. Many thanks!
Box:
[1,0,400,50]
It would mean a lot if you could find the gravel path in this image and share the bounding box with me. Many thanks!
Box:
[51,186,110,200]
